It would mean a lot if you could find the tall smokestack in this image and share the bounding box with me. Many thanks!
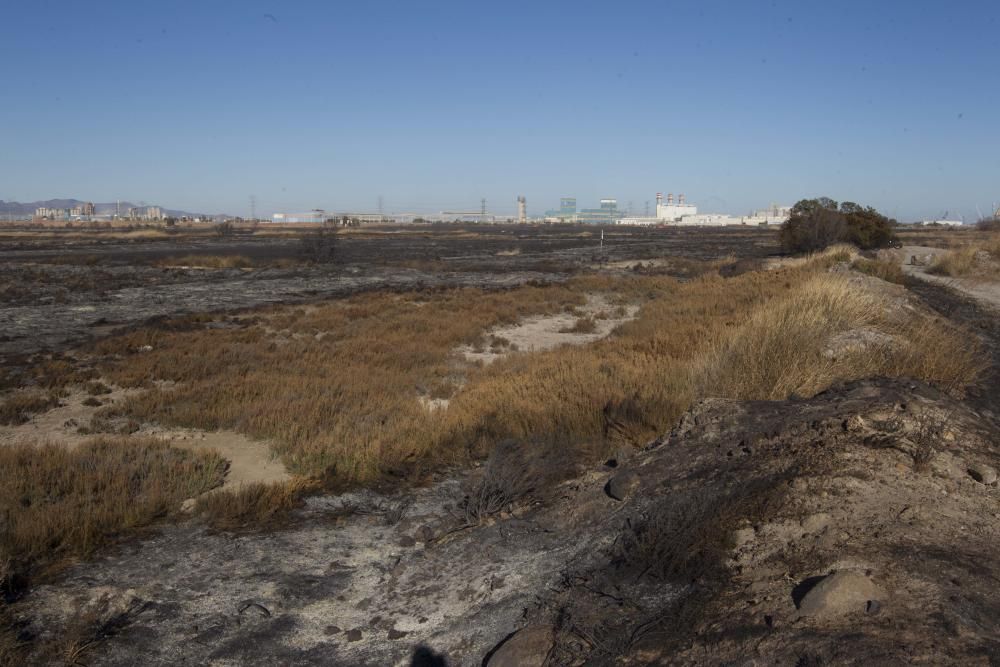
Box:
[656,192,663,206]
[667,193,674,205]
[679,193,685,206]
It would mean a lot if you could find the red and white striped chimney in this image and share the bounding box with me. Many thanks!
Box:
[679,193,685,205]
[656,192,663,206]
[667,193,674,205]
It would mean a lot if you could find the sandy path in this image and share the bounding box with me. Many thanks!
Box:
[894,245,1000,311]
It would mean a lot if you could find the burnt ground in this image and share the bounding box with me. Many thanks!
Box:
[6,228,1000,665]
[8,261,1000,665]
[0,225,778,362]
[16,378,1000,666]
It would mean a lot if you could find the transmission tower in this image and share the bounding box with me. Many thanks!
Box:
[250,195,257,221]
[644,201,650,216]
[480,198,487,224]
[377,195,384,218]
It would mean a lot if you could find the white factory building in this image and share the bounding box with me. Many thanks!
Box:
[655,193,698,221]
[914,219,963,226]
[617,193,790,227]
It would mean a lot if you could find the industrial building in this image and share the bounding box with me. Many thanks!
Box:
[617,193,791,227]
[543,197,578,222]
[271,211,328,224]
[271,210,393,224]
[577,199,621,224]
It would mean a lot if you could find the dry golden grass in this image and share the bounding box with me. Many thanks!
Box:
[0,438,225,587]
[195,479,317,530]
[927,234,1000,277]
[85,249,981,490]
[927,247,980,277]
[92,284,588,481]
[0,391,61,426]
[697,274,980,400]
[851,257,906,284]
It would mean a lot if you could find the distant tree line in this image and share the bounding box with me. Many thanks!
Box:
[781,197,897,253]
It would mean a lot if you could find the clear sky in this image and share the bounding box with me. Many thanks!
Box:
[2,0,998,220]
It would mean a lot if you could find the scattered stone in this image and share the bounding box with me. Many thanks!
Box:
[416,524,435,543]
[323,625,342,635]
[388,628,408,640]
[180,498,198,514]
[967,464,998,486]
[606,470,640,501]
[345,628,363,642]
[486,624,555,667]
[237,601,271,619]
[798,571,883,619]
[398,534,417,547]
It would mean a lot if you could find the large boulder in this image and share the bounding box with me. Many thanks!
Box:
[797,571,883,619]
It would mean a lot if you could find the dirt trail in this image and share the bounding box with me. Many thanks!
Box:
[896,244,1000,311]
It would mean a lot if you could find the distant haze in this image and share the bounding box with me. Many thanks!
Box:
[1,1,998,221]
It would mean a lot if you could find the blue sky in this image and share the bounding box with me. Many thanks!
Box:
[1,0,998,220]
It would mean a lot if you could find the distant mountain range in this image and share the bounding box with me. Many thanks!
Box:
[0,199,216,219]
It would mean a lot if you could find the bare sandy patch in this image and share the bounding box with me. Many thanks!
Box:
[0,385,140,448]
[141,427,290,489]
[458,294,638,365]
[0,384,289,489]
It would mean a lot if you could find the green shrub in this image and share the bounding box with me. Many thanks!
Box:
[781,198,897,253]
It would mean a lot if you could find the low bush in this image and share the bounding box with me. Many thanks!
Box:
[560,316,597,334]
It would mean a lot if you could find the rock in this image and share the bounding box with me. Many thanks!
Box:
[606,470,640,501]
[387,628,408,640]
[801,513,832,533]
[323,625,342,635]
[967,463,998,486]
[797,571,883,619]
[398,534,416,547]
[180,498,198,514]
[345,628,363,642]
[415,524,435,543]
[486,624,555,667]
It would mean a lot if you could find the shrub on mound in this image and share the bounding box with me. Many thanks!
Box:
[781,198,897,253]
